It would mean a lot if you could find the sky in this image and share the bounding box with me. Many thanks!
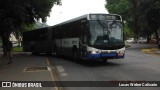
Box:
[46,0,108,26]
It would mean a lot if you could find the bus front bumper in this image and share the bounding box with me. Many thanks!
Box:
[85,53,124,60]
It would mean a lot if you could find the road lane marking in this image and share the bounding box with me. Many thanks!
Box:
[56,66,68,77]
[56,66,65,73]
[46,59,59,90]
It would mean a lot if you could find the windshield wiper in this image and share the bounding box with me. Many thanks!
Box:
[97,19,110,35]
[97,19,106,28]
[96,19,110,44]
[109,20,123,30]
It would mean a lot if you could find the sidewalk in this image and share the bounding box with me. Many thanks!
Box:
[0,52,56,90]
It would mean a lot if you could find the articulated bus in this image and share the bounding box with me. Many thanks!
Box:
[23,27,53,54]
[23,13,125,61]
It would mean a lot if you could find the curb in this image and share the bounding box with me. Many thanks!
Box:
[142,48,160,56]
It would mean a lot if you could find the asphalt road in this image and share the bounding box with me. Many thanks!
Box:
[0,43,160,90]
[127,43,158,50]
[47,43,160,90]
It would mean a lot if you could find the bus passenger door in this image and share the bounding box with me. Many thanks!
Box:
[79,20,88,58]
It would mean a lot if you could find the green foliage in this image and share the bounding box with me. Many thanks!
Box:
[105,0,160,39]
[106,0,131,20]
[124,23,134,40]
[106,0,137,38]
[0,0,61,38]
[13,47,23,52]
[22,24,35,31]
[0,0,61,52]
[22,22,49,31]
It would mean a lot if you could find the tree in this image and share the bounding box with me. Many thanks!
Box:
[0,0,61,55]
[105,0,160,40]
[105,0,135,39]
[105,0,131,21]
[145,0,160,39]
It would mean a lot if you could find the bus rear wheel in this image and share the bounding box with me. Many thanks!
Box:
[31,47,38,55]
[73,49,79,61]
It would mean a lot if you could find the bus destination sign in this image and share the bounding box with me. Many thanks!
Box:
[89,14,121,21]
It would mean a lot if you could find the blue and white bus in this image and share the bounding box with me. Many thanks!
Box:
[52,13,125,61]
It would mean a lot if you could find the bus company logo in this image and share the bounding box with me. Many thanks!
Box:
[2,82,11,87]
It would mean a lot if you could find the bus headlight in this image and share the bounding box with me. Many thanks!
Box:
[91,51,97,54]
[117,50,125,56]
[89,50,101,54]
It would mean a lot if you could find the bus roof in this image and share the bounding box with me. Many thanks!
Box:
[54,14,88,27]
[54,13,122,27]
[23,26,53,33]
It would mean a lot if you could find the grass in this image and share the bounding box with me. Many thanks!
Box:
[13,47,23,52]
[125,45,130,48]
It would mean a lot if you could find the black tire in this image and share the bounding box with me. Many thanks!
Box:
[46,52,51,55]
[73,49,79,61]
[32,51,38,55]
[31,46,39,55]
[31,47,36,55]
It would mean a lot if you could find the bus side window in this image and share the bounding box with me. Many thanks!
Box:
[80,23,87,44]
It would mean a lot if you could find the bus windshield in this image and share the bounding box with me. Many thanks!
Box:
[89,20,123,45]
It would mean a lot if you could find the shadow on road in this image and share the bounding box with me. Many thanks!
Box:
[38,54,122,67]
[13,53,122,68]
[75,60,122,67]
